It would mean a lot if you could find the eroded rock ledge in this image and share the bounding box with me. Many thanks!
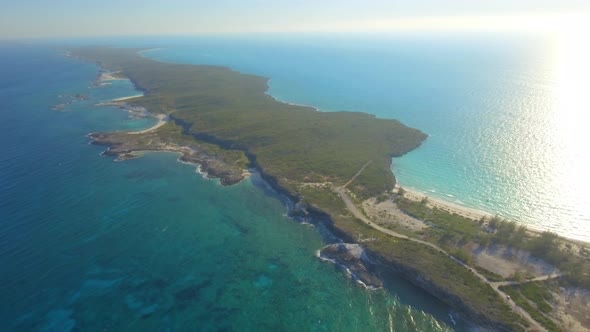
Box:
[89,122,249,186]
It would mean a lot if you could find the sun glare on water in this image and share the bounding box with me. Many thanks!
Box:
[544,15,590,238]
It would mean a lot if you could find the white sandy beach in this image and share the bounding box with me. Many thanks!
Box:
[128,114,168,134]
[395,185,590,245]
[397,185,493,221]
[111,94,144,102]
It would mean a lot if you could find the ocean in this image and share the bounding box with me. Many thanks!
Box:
[1,43,462,330]
[1,31,587,330]
[138,33,590,242]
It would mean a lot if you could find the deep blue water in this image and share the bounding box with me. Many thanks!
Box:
[0,44,464,330]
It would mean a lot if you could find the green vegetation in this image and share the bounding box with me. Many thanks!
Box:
[449,247,474,265]
[73,47,426,199]
[327,209,528,331]
[506,270,535,282]
[299,185,349,216]
[374,193,391,204]
[473,266,505,282]
[90,121,251,185]
[396,195,590,288]
[101,121,250,170]
[500,282,561,332]
[373,239,526,331]
[155,122,250,168]
[396,196,488,246]
[74,47,589,331]
[291,190,528,330]
[516,282,555,314]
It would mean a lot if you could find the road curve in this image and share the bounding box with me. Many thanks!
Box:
[334,185,547,332]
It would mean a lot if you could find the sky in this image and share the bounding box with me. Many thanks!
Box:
[1,0,590,38]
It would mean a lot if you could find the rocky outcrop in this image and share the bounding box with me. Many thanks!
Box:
[365,249,515,331]
[89,132,246,186]
[318,243,383,289]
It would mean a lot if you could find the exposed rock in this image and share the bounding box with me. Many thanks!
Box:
[366,250,515,331]
[89,131,246,186]
[319,243,383,289]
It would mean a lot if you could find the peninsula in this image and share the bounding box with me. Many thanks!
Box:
[73,47,589,332]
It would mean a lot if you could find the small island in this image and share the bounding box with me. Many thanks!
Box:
[73,47,590,332]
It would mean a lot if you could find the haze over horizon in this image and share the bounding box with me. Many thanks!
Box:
[4,0,590,330]
[1,0,590,38]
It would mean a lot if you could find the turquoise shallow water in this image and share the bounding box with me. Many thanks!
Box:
[1,44,464,330]
[138,34,590,242]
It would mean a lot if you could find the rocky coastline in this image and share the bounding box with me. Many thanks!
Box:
[75,46,550,331]
[89,129,248,186]
[89,97,516,331]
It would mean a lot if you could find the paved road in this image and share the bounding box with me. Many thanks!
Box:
[334,176,548,331]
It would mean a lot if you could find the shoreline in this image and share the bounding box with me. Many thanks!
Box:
[126,49,588,248]
[136,51,587,248]
[396,185,493,221]
[83,47,587,249]
[127,114,168,134]
[99,71,125,81]
[89,66,249,186]
[111,94,144,102]
[118,149,252,183]
[73,47,588,330]
[396,184,590,246]
[264,81,321,112]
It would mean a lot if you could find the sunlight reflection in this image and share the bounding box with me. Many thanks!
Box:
[547,19,590,234]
